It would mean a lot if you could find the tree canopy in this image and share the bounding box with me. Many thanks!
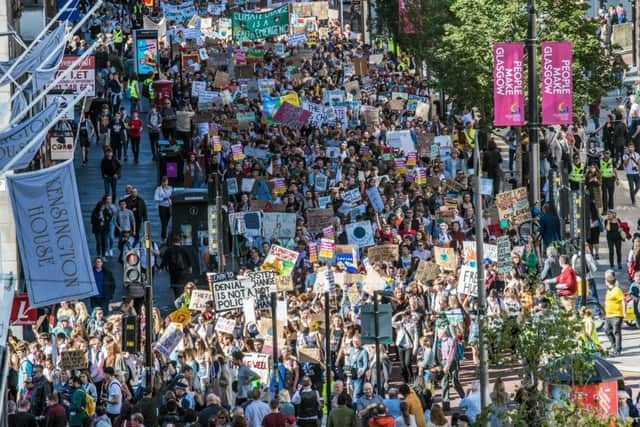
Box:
[376,0,625,122]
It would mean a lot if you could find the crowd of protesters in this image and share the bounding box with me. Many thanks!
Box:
[7,0,640,426]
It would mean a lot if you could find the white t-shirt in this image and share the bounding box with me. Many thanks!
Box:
[624,151,640,175]
[106,379,123,415]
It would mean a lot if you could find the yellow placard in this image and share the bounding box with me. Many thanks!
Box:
[280,93,300,107]
[169,306,192,326]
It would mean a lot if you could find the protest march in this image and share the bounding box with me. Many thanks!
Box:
[2,0,640,426]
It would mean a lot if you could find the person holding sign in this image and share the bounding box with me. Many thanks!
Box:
[543,255,578,312]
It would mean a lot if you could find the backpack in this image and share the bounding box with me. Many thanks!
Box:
[85,392,96,416]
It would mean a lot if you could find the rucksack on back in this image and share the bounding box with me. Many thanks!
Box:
[85,392,96,416]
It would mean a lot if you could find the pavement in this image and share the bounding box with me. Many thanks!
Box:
[75,99,175,315]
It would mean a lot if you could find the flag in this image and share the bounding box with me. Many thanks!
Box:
[0,101,59,170]
[212,135,222,152]
[394,158,407,174]
[541,41,573,125]
[319,238,335,259]
[7,160,98,307]
[231,144,244,161]
[272,177,286,195]
[0,25,67,87]
[27,34,66,93]
[309,242,318,263]
[492,43,525,126]
[407,151,417,167]
[11,92,28,120]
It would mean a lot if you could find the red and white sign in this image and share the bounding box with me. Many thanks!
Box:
[10,293,37,326]
[52,55,96,96]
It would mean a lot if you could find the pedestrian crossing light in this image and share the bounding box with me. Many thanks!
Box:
[124,250,142,285]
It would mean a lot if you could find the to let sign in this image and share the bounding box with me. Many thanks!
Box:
[52,55,96,96]
[10,293,37,326]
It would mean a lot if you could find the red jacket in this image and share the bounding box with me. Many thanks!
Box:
[128,118,142,138]
[555,265,577,297]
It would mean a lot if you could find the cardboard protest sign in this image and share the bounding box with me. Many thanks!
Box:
[299,347,322,364]
[243,353,271,384]
[496,236,512,273]
[347,286,361,304]
[291,1,329,19]
[345,221,375,248]
[212,279,251,312]
[215,317,236,334]
[273,102,311,130]
[188,290,213,311]
[246,271,276,311]
[232,5,290,42]
[213,71,230,88]
[262,245,300,276]
[386,130,416,153]
[262,212,297,239]
[414,260,441,283]
[306,208,334,234]
[461,242,498,267]
[369,54,384,64]
[155,323,184,357]
[353,57,368,76]
[434,247,457,271]
[458,265,478,297]
[363,266,386,295]
[168,306,192,325]
[275,274,294,292]
[367,245,400,263]
[335,245,359,272]
[344,80,360,96]
[389,99,405,111]
[495,187,531,226]
[415,102,430,120]
[60,350,88,370]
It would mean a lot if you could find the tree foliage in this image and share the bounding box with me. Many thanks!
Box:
[477,307,626,426]
[376,0,625,121]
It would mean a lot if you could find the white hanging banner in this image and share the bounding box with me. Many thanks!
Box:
[7,160,98,307]
[0,101,58,170]
[0,25,67,87]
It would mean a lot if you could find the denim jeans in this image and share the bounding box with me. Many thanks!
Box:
[103,176,117,197]
[627,173,640,204]
[107,221,116,253]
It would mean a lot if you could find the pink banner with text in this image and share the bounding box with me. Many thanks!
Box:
[541,41,573,125]
[493,43,525,127]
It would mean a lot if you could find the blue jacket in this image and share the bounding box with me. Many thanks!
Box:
[539,213,561,245]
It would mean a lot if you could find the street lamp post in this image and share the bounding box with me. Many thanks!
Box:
[473,144,490,419]
[527,0,541,208]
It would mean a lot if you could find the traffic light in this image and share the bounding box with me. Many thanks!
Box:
[208,205,219,255]
[124,250,142,286]
[122,315,140,353]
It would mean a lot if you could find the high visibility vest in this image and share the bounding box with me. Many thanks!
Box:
[464,129,476,148]
[133,4,141,14]
[113,29,123,43]
[145,79,155,100]
[601,158,614,178]
[128,80,139,99]
[569,164,584,182]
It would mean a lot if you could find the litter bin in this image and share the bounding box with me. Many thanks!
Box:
[544,354,623,418]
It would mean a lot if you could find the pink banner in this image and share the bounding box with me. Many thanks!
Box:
[493,43,525,127]
[541,41,573,125]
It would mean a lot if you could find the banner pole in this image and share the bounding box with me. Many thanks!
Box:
[526,0,540,208]
[9,0,104,104]
[0,0,75,87]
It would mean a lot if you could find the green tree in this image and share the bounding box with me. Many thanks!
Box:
[480,307,626,426]
[376,0,625,122]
